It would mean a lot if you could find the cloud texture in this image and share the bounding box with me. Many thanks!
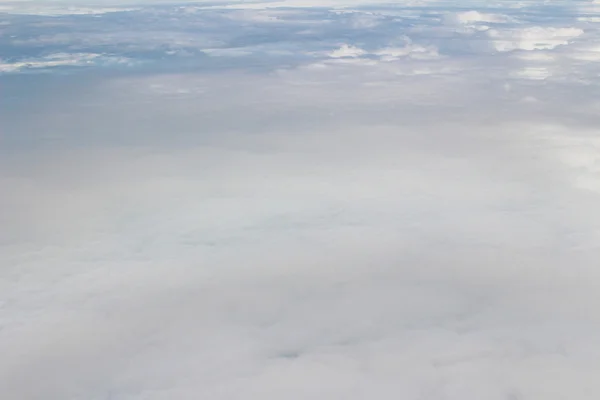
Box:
[2,1,600,399]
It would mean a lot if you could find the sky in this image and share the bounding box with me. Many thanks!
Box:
[2,1,600,399]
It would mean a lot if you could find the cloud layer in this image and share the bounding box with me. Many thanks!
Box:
[2,1,600,400]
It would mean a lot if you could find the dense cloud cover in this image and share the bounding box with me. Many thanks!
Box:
[2,1,600,399]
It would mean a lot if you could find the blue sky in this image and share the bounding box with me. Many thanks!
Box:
[2,1,600,399]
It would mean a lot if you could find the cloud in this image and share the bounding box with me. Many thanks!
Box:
[329,44,367,58]
[374,42,440,61]
[488,26,585,52]
[3,1,600,400]
[511,66,553,80]
[0,2,141,15]
[444,10,512,25]
[0,52,135,72]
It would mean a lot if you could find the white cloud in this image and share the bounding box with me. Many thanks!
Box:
[325,39,441,64]
[445,10,512,25]
[577,16,600,22]
[0,3,140,15]
[565,42,600,61]
[329,44,367,58]
[3,1,600,399]
[488,26,585,52]
[511,66,553,80]
[375,43,440,61]
[512,51,556,62]
[4,65,600,399]
[0,0,439,15]
[0,52,135,72]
